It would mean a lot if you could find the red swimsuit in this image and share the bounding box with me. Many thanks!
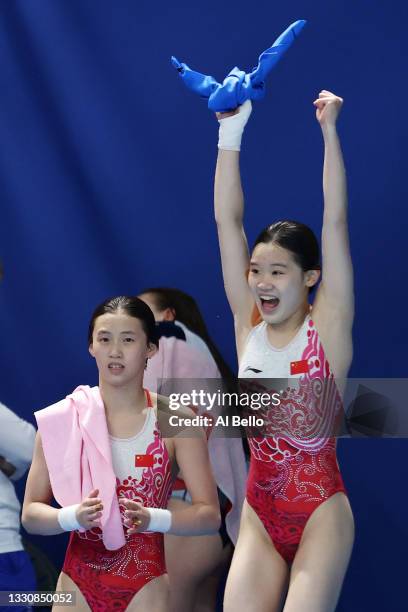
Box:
[62,390,172,610]
[239,317,346,564]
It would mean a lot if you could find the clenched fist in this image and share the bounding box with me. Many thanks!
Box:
[314,90,343,126]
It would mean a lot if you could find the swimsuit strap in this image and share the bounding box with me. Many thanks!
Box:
[144,388,153,408]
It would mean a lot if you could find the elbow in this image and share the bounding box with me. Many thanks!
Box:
[21,505,35,534]
[215,216,244,240]
[215,213,242,227]
[214,510,222,533]
[195,503,221,535]
[214,211,227,226]
[22,523,35,535]
[323,212,348,228]
[208,506,222,534]
[21,509,31,533]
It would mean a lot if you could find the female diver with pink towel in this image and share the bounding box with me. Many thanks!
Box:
[22,296,220,612]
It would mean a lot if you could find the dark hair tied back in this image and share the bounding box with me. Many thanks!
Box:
[139,287,235,383]
[88,296,159,347]
[253,220,321,273]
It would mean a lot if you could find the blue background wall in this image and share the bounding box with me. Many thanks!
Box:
[0,1,406,609]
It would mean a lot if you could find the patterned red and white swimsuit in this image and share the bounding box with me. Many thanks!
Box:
[238,316,346,564]
[62,390,172,611]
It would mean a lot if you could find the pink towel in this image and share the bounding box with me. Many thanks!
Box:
[35,385,125,550]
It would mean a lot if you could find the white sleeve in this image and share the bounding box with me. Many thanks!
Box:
[0,402,36,480]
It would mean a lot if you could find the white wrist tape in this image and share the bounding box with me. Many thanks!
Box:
[218,99,252,151]
[58,504,82,532]
[146,508,172,533]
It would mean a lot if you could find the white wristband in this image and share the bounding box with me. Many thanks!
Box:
[218,99,252,151]
[146,508,172,533]
[58,504,82,532]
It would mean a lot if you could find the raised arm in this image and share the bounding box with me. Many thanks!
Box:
[214,102,255,351]
[312,91,354,375]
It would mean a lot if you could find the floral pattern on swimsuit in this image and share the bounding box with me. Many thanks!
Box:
[244,319,347,564]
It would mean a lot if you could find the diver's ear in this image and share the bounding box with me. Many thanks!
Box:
[89,343,95,358]
[145,343,158,370]
[305,269,321,288]
[146,342,158,360]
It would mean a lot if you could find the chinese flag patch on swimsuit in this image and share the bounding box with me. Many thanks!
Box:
[290,359,309,375]
[135,454,154,468]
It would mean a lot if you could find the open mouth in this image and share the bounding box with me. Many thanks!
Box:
[259,295,280,313]
[108,363,125,372]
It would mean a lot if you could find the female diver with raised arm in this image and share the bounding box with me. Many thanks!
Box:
[212,92,355,611]
[22,296,220,612]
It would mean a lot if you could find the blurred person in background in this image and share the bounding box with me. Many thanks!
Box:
[140,287,247,612]
[0,260,37,610]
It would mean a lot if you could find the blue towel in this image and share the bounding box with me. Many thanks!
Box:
[171,20,307,112]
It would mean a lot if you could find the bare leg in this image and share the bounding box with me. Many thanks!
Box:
[166,498,224,612]
[127,575,169,612]
[284,493,354,612]
[194,543,234,612]
[53,572,90,612]
[224,500,289,612]
[194,573,222,612]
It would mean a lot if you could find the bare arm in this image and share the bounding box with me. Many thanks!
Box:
[22,433,103,535]
[214,105,255,350]
[315,91,354,317]
[312,91,354,374]
[22,433,64,535]
[166,427,220,535]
